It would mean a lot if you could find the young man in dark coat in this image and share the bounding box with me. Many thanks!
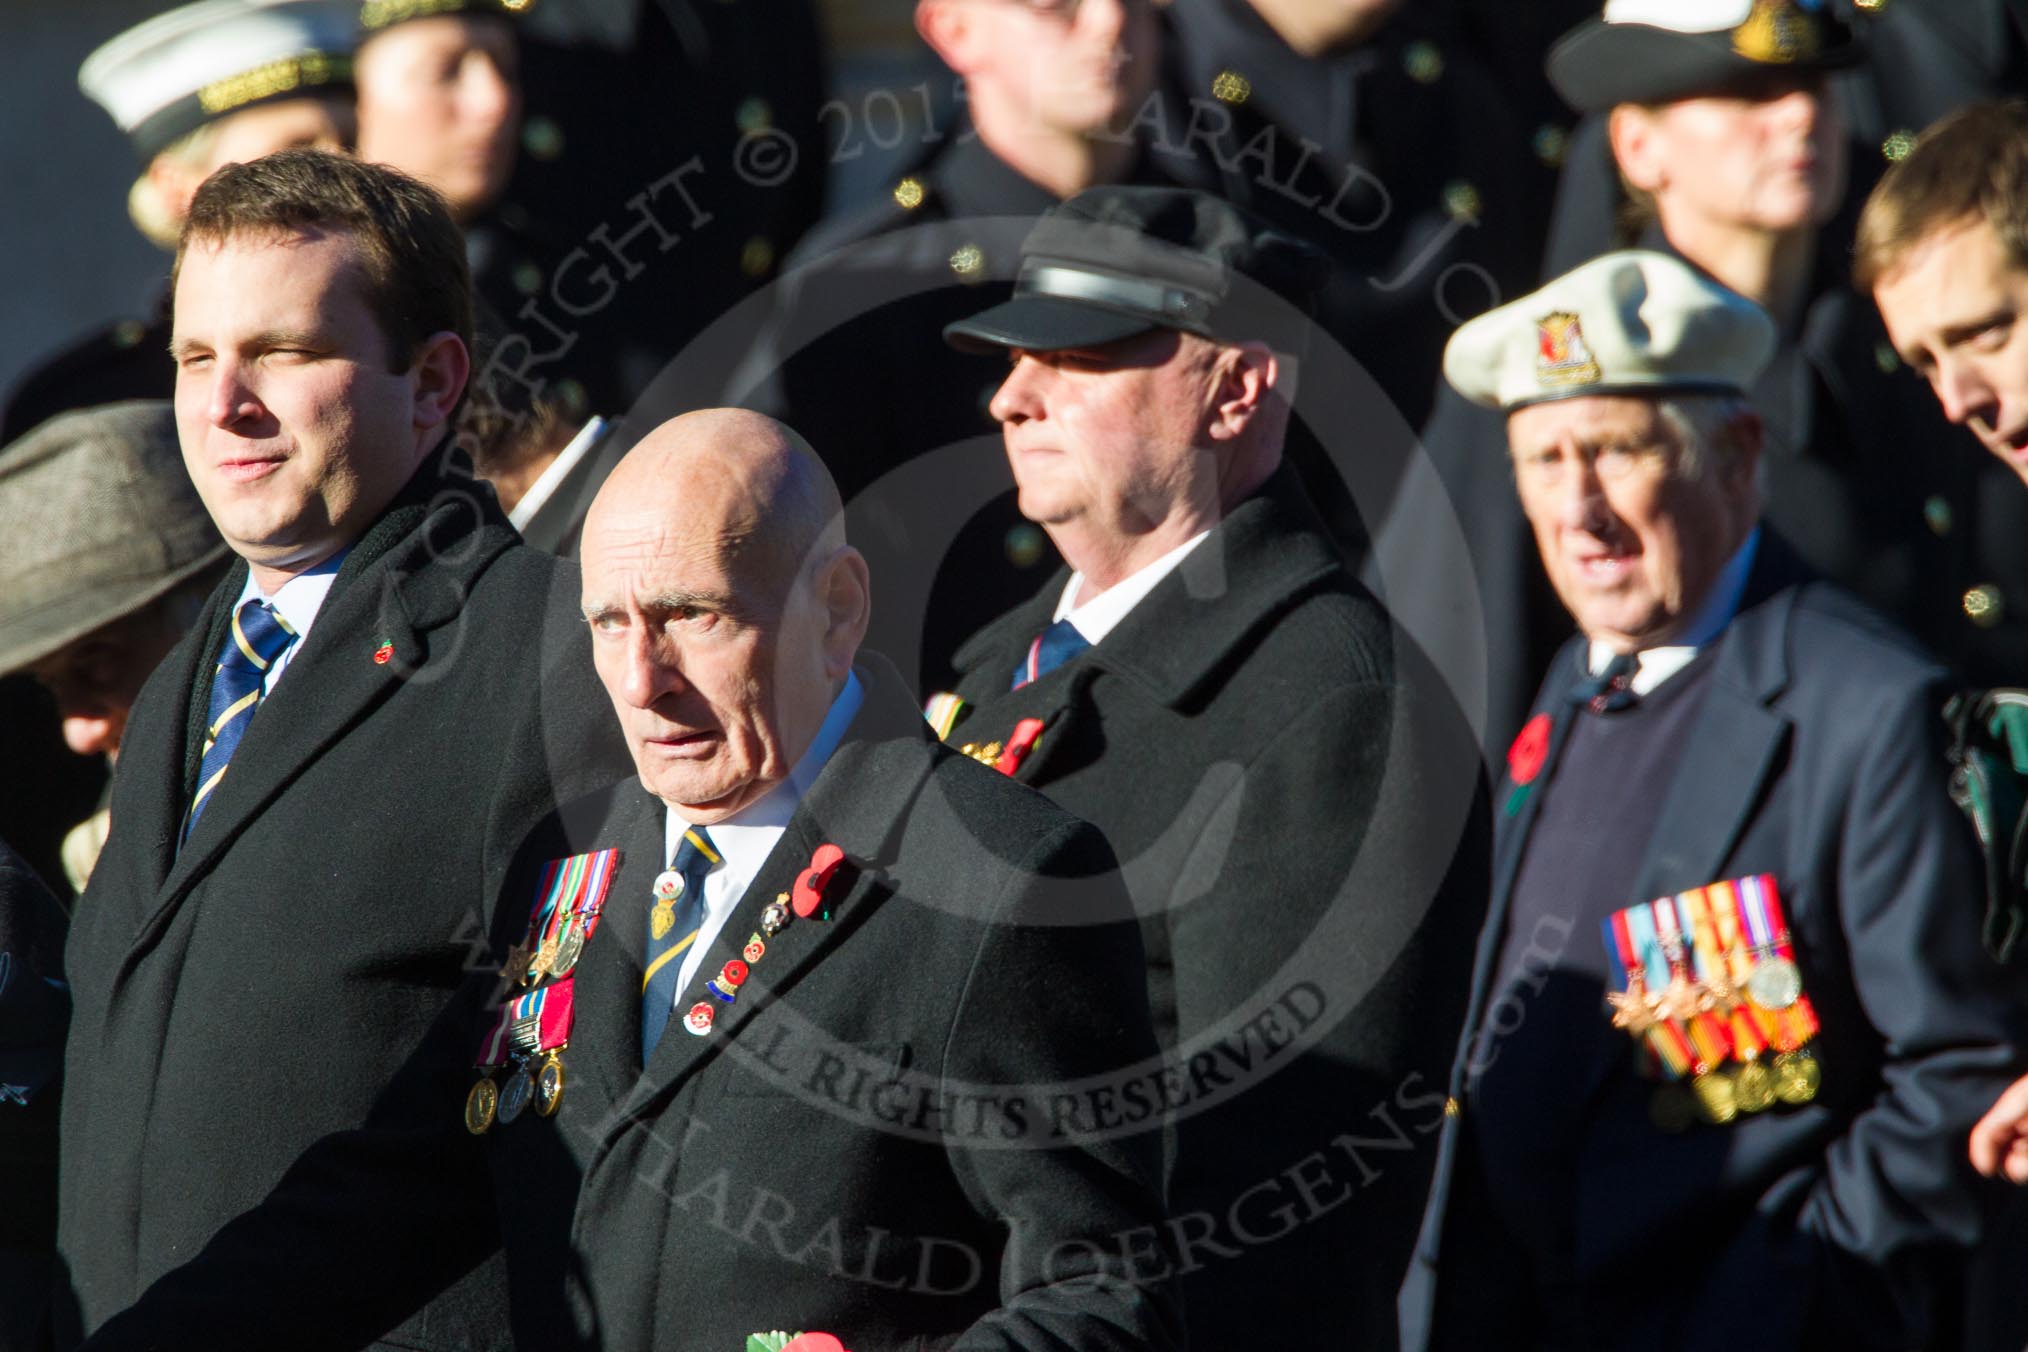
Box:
[931,185,1492,1349]
[54,149,621,1349]
[1400,248,2023,1352]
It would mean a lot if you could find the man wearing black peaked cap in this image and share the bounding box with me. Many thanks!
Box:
[933,184,1492,1350]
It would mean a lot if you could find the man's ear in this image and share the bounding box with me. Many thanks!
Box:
[148,154,206,224]
[1207,341,1279,442]
[916,0,982,77]
[817,545,872,681]
[408,330,471,436]
[1608,104,1666,195]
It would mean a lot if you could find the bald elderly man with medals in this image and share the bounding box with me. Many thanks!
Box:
[1397,250,2025,1352]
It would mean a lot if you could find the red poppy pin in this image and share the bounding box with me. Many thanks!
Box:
[372,641,394,666]
[1504,713,1551,817]
[993,717,1047,776]
[791,843,848,920]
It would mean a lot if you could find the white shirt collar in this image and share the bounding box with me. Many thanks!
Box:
[1052,530,1213,644]
[233,547,350,692]
[1588,527,1759,695]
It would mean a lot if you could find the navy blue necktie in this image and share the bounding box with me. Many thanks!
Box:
[1011,618,1091,690]
[641,826,720,1058]
[185,599,297,840]
[1570,652,1639,715]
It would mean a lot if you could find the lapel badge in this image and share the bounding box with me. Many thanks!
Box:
[1504,713,1551,816]
[761,894,792,936]
[373,641,394,665]
[993,717,1047,776]
[743,933,767,963]
[792,842,848,919]
[706,958,749,1003]
[683,1000,716,1036]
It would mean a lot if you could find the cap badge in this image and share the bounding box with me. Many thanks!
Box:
[1733,0,1821,64]
[1535,312,1602,389]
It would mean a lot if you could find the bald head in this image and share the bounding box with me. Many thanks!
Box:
[580,409,871,823]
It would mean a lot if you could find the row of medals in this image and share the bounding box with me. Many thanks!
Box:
[1609,947,1821,1132]
[462,873,803,1134]
[463,899,594,1134]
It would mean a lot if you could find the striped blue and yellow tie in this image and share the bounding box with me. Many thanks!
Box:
[641,826,721,1058]
[184,598,297,841]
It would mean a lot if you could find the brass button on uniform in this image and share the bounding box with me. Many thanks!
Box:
[1443,1095,1461,1118]
[1403,41,1444,84]
[893,176,926,210]
[1211,70,1251,104]
[1442,181,1481,223]
[1874,341,1900,374]
[1883,129,1917,162]
[1965,584,2005,628]
[949,244,985,280]
[740,236,776,277]
[522,115,564,161]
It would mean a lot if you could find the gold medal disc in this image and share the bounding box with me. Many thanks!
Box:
[464,1077,498,1135]
[1690,1070,1739,1125]
[1734,1060,1777,1113]
[1773,1049,1821,1104]
[535,1054,566,1117]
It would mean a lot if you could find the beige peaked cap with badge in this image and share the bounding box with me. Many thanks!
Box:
[1442,249,1778,413]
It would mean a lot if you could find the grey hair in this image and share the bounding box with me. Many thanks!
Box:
[1656,394,1753,481]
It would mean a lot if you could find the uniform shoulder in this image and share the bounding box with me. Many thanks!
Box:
[782,179,947,270]
[1781,580,1950,692]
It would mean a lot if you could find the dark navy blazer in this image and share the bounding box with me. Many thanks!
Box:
[1399,536,2024,1352]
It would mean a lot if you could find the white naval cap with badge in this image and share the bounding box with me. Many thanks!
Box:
[1546,0,1863,113]
[80,0,360,163]
[1442,249,1778,413]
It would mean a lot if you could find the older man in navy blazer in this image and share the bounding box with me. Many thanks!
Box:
[1398,249,2024,1352]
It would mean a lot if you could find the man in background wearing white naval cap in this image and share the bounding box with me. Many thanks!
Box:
[1398,249,2022,1352]
[1,0,359,443]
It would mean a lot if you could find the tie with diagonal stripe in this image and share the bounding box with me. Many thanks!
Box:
[1011,617,1091,690]
[184,598,298,841]
[641,826,720,1058]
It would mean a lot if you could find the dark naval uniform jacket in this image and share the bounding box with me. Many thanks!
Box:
[481,656,1179,1349]
[54,451,623,1349]
[937,464,1491,1349]
[1399,535,2023,1352]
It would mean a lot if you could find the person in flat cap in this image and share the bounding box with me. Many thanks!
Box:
[1397,249,2023,1352]
[0,402,229,896]
[0,0,360,447]
[733,0,1169,695]
[930,184,1492,1349]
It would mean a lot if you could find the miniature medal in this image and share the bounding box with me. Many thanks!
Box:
[1689,1069,1738,1126]
[534,1052,566,1117]
[549,915,585,978]
[1746,955,1802,1010]
[1773,1049,1821,1104]
[497,1060,535,1124]
[464,1077,499,1135]
[1733,1058,1776,1113]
